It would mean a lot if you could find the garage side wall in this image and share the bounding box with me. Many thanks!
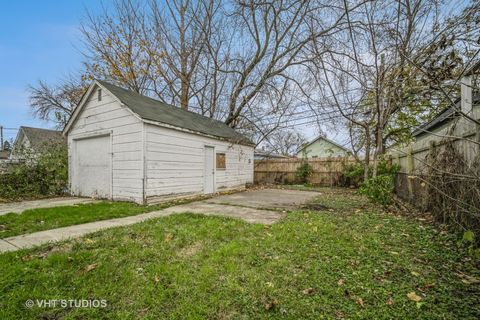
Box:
[67,87,144,203]
[145,123,254,203]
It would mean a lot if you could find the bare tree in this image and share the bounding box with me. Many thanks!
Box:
[30,0,354,143]
[307,0,470,178]
[28,75,88,128]
[262,129,307,156]
[80,0,154,94]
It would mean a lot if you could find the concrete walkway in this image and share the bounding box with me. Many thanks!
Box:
[0,188,319,253]
[0,197,99,216]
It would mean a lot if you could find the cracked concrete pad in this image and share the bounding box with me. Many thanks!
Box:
[0,197,100,216]
[205,188,320,210]
[1,210,173,252]
[0,239,18,252]
[0,188,320,253]
[162,202,284,224]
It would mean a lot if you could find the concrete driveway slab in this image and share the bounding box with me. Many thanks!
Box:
[162,202,284,225]
[0,188,320,253]
[205,188,320,210]
[0,239,18,252]
[2,210,172,251]
[0,197,100,216]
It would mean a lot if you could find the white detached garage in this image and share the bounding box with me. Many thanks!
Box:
[63,80,254,204]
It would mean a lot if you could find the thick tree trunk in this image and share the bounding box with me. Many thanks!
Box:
[179,2,188,110]
[364,127,371,182]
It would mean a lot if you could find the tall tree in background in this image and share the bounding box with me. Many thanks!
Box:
[308,0,479,179]
[28,74,88,128]
[262,129,307,156]
[28,0,354,143]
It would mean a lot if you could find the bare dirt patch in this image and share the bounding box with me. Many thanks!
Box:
[21,243,73,261]
[178,241,203,258]
[301,203,331,211]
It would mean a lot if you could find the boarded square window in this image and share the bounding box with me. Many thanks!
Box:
[216,153,226,169]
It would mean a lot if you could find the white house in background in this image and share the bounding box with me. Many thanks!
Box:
[63,80,254,204]
[297,136,351,158]
[10,126,65,160]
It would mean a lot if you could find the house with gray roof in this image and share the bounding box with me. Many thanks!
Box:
[63,80,254,204]
[296,136,351,158]
[390,61,480,175]
[10,126,65,160]
[405,61,480,152]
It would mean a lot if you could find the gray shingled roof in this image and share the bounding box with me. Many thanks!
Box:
[97,81,253,145]
[413,93,480,137]
[20,127,65,153]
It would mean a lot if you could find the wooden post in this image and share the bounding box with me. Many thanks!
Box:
[426,141,437,209]
[476,123,480,145]
[407,146,414,200]
[476,123,480,177]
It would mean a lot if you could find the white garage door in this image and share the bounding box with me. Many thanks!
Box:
[73,135,111,198]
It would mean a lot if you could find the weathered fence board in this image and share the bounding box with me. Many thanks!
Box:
[254,157,358,185]
[391,130,479,203]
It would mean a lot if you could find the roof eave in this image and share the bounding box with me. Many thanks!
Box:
[142,119,255,147]
[63,80,144,136]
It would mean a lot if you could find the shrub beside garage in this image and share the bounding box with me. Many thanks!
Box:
[0,144,68,201]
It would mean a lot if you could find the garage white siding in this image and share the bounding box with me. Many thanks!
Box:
[67,87,144,203]
[67,81,254,205]
[144,123,254,203]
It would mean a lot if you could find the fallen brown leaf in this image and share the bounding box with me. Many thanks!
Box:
[85,263,97,272]
[407,291,422,302]
[302,288,314,295]
[386,297,394,305]
[356,297,365,308]
[265,299,278,311]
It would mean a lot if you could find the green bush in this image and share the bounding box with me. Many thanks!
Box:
[296,161,313,184]
[377,158,400,176]
[342,158,400,187]
[359,175,395,206]
[343,163,365,186]
[0,144,68,200]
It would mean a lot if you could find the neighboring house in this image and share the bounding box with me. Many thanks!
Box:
[390,62,480,173]
[63,80,254,204]
[411,94,480,149]
[254,149,290,161]
[297,136,351,158]
[10,126,65,160]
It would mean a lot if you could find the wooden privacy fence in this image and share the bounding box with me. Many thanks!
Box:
[391,130,480,208]
[254,157,358,185]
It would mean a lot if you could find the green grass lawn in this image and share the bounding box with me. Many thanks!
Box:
[0,197,207,239]
[1,189,479,319]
